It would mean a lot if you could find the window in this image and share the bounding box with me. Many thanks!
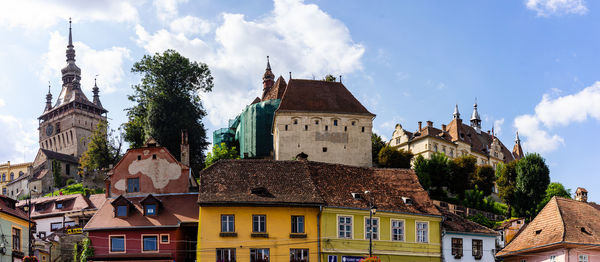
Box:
[66,164,70,175]
[253,215,266,233]
[290,249,309,262]
[550,256,556,262]
[64,221,76,228]
[56,202,63,209]
[333,119,338,126]
[338,216,352,239]
[217,248,236,262]
[579,255,589,262]
[116,205,128,217]
[325,125,328,131]
[472,239,483,258]
[152,154,157,159]
[315,120,319,125]
[361,127,365,132]
[127,178,140,193]
[351,121,356,126]
[143,235,158,251]
[520,260,527,262]
[250,248,269,262]
[160,234,169,244]
[2,188,5,195]
[285,125,288,131]
[434,144,438,152]
[137,155,142,160]
[291,216,304,233]
[365,218,379,240]
[10,172,14,180]
[1,174,4,182]
[50,222,62,231]
[344,126,347,132]
[416,222,428,243]
[451,238,463,258]
[293,119,298,125]
[391,220,404,241]
[12,227,20,251]
[304,125,308,131]
[322,147,327,152]
[221,215,235,233]
[145,204,157,216]
[110,236,125,252]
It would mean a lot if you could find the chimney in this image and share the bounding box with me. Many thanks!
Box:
[441,124,447,132]
[181,130,190,166]
[576,187,588,203]
[487,130,491,134]
[426,121,433,127]
[418,121,422,131]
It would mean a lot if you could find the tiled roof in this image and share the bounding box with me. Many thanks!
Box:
[198,160,440,217]
[0,195,29,221]
[277,79,374,116]
[262,76,287,101]
[84,193,199,231]
[439,207,497,235]
[39,149,79,164]
[88,194,107,209]
[17,193,96,218]
[198,160,324,205]
[497,197,600,257]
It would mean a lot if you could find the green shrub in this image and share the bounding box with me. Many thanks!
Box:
[66,179,77,185]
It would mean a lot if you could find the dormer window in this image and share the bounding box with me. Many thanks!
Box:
[116,205,128,217]
[140,194,162,217]
[112,195,133,218]
[56,202,63,209]
[145,204,157,216]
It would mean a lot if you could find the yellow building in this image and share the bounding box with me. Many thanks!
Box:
[0,161,31,196]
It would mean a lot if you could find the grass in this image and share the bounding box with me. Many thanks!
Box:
[43,183,104,197]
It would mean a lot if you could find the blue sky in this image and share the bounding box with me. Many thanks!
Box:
[0,0,598,200]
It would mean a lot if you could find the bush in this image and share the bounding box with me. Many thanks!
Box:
[66,178,77,185]
[467,213,495,228]
[378,145,413,168]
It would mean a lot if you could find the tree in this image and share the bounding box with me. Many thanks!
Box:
[371,133,386,166]
[537,182,571,212]
[79,120,122,173]
[52,160,62,191]
[205,143,240,168]
[448,155,476,199]
[123,50,213,171]
[471,165,496,196]
[496,161,518,217]
[377,145,413,168]
[413,153,451,199]
[413,155,431,191]
[514,153,550,218]
[323,74,337,82]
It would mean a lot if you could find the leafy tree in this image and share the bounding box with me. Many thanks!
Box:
[123,50,213,171]
[471,165,496,196]
[377,145,413,168]
[413,155,431,191]
[323,74,337,82]
[52,160,62,190]
[448,155,476,199]
[79,120,122,173]
[413,153,450,199]
[205,143,240,168]
[467,213,495,228]
[496,161,518,217]
[514,153,550,218]
[371,133,386,166]
[536,182,571,212]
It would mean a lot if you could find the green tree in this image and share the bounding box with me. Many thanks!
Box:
[377,145,413,168]
[413,155,431,191]
[471,165,496,196]
[79,120,122,173]
[496,161,518,217]
[205,143,241,168]
[323,74,337,82]
[123,50,214,171]
[413,153,451,199]
[371,133,386,166]
[514,153,550,218]
[448,155,477,199]
[52,160,62,191]
[537,182,571,212]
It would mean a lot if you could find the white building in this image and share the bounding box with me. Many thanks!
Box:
[440,208,498,262]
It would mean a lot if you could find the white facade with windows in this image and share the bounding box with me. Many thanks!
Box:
[443,232,496,262]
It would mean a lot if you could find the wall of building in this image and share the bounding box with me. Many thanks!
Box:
[89,228,183,260]
[442,232,496,262]
[0,162,31,196]
[198,206,320,262]
[320,207,441,262]
[0,212,30,260]
[273,112,373,167]
[33,215,77,239]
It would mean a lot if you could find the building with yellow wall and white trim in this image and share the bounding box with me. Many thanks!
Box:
[0,195,32,261]
[0,161,32,196]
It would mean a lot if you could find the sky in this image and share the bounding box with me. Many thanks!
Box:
[0,0,599,200]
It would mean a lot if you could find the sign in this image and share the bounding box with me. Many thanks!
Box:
[341,256,364,262]
[67,228,83,234]
[328,255,338,262]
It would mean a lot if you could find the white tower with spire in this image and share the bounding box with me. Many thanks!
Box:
[470,100,482,133]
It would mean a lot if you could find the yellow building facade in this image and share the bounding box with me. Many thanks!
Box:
[198,206,320,262]
[0,161,31,195]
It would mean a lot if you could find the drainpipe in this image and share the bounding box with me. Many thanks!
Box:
[317,206,322,262]
[440,216,445,262]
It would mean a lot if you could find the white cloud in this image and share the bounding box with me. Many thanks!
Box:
[513,81,600,153]
[0,115,37,163]
[170,16,212,36]
[41,31,131,94]
[154,0,188,22]
[0,98,5,108]
[526,0,588,16]
[493,118,504,136]
[135,0,365,126]
[0,0,139,30]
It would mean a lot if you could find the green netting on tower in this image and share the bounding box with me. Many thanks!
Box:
[236,99,280,158]
[213,115,240,146]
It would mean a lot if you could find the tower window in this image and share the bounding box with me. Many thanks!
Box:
[285,125,288,131]
[333,120,338,126]
[293,119,298,125]
[315,120,319,125]
[152,154,157,159]
[344,126,347,132]
[322,147,327,152]
[352,121,356,126]
[304,125,308,131]
[361,127,365,132]
[325,125,328,131]
[137,155,142,160]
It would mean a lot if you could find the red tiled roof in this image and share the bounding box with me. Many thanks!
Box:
[439,207,497,235]
[88,194,107,209]
[277,79,374,116]
[17,194,96,218]
[262,76,287,101]
[0,195,29,221]
[84,193,199,231]
[497,197,600,257]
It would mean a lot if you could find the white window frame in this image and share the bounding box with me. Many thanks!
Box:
[364,217,379,240]
[579,254,589,262]
[416,221,429,243]
[390,219,405,241]
[337,215,353,239]
[550,255,556,262]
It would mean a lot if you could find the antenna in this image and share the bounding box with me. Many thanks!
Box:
[339,75,342,83]
[289,72,292,79]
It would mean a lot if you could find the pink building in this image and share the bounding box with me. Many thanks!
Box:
[497,188,600,262]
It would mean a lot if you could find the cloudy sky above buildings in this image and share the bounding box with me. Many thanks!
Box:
[0,0,599,199]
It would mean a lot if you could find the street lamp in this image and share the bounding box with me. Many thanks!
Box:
[352,191,377,257]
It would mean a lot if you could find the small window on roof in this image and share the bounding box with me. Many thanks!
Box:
[145,204,157,216]
[56,202,63,209]
[116,205,128,217]
[535,229,542,235]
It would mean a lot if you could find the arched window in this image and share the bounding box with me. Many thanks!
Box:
[18,171,24,177]
[1,174,4,182]
[10,173,14,181]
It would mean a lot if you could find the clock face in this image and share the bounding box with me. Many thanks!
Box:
[45,125,54,136]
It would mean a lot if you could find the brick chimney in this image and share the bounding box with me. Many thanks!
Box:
[418,121,422,131]
[441,124,447,132]
[576,187,588,202]
[426,121,433,127]
[181,130,190,166]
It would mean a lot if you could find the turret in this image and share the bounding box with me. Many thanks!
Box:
[512,131,524,160]
[453,104,460,120]
[92,77,103,108]
[262,56,275,92]
[44,84,53,112]
[470,101,481,132]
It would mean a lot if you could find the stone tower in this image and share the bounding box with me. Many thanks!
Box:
[38,19,107,157]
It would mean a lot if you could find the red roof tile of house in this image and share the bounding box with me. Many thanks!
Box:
[497,197,600,257]
[0,195,29,221]
[18,193,96,218]
[277,79,374,116]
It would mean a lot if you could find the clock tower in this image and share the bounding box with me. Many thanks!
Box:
[38,20,107,158]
